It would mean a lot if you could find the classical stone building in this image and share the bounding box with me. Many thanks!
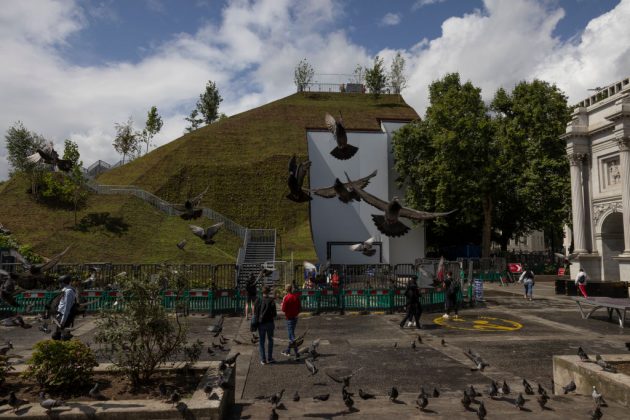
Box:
[563,76,630,281]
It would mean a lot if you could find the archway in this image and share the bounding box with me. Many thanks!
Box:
[601,212,624,281]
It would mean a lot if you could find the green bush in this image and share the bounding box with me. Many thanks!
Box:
[23,339,97,391]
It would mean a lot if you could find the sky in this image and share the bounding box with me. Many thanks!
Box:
[1,0,629,180]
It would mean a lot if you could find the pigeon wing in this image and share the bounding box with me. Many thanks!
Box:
[205,222,224,238]
[39,245,72,272]
[325,113,337,135]
[311,182,337,198]
[364,237,375,245]
[344,170,377,190]
[303,261,316,271]
[398,206,458,221]
[26,151,43,164]
[350,185,389,212]
[189,185,209,207]
[288,155,297,176]
[189,225,206,239]
[325,371,343,384]
[349,243,363,251]
[296,161,311,187]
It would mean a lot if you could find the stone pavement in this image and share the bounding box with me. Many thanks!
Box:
[2,284,630,419]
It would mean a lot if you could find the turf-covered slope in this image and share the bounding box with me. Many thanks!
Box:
[0,176,241,264]
[98,92,419,260]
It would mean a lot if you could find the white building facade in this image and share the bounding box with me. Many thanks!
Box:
[307,120,426,265]
[563,76,630,282]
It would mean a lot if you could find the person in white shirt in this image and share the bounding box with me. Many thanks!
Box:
[52,275,76,340]
[518,267,535,301]
[575,268,589,298]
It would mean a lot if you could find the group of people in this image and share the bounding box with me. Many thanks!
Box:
[517,265,590,300]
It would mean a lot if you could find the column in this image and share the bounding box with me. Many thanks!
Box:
[616,135,630,255]
[568,153,587,253]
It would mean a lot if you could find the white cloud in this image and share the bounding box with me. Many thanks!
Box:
[380,12,401,26]
[412,0,447,11]
[1,0,630,180]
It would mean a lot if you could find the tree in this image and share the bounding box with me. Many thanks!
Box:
[393,73,496,257]
[389,52,407,94]
[352,64,366,85]
[5,121,44,175]
[196,80,223,125]
[112,117,139,164]
[365,56,388,98]
[294,58,314,92]
[185,109,204,133]
[491,80,571,251]
[140,106,163,154]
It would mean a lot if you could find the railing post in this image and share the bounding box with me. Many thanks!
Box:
[209,289,215,318]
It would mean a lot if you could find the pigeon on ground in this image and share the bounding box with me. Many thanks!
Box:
[0,224,11,235]
[477,400,487,419]
[325,112,358,160]
[2,316,32,329]
[537,394,549,409]
[159,383,169,397]
[522,379,534,395]
[500,380,511,395]
[461,390,472,409]
[313,393,330,401]
[359,389,375,399]
[596,354,617,373]
[270,407,279,420]
[343,393,355,411]
[292,391,300,402]
[625,342,630,351]
[467,385,481,398]
[433,387,440,398]
[0,341,13,356]
[165,390,181,407]
[349,237,378,257]
[441,339,446,346]
[207,347,215,356]
[562,380,576,394]
[173,186,208,220]
[578,346,591,362]
[590,404,603,420]
[189,223,223,245]
[345,174,456,237]
[207,315,224,336]
[592,386,607,406]
[312,170,377,203]
[537,383,547,396]
[411,340,417,350]
[27,141,73,172]
[394,342,398,349]
[269,389,284,407]
[251,334,259,344]
[388,386,399,401]
[417,334,423,344]
[515,392,525,410]
[8,392,28,412]
[224,352,240,366]
[38,392,65,412]
[341,386,354,399]
[88,383,108,400]
[416,394,429,410]
[305,358,318,375]
[465,349,490,371]
[177,240,187,251]
[286,155,312,202]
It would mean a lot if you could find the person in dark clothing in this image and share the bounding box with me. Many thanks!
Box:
[245,273,258,319]
[400,277,422,329]
[442,271,460,319]
[254,285,277,364]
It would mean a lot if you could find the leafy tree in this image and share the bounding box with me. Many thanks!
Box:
[294,58,314,92]
[352,64,366,85]
[393,73,495,256]
[112,117,139,164]
[197,80,223,125]
[491,80,571,251]
[365,56,388,98]
[185,109,204,133]
[140,106,163,154]
[5,121,44,175]
[389,52,407,94]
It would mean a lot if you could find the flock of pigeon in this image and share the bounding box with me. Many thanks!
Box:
[287,113,455,241]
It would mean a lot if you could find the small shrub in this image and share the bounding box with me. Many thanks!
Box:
[0,358,15,386]
[23,339,97,391]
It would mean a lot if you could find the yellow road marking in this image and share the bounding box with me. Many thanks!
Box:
[433,315,523,332]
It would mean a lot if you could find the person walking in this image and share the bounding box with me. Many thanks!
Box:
[442,271,460,319]
[254,285,277,365]
[244,273,258,319]
[52,275,76,341]
[400,276,422,329]
[281,284,301,358]
[518,266,535,301]
[575,268,589,298]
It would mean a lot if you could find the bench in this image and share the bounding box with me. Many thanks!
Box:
[573,297,630,328]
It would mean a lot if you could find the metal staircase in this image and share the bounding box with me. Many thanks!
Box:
[236,229,277,288]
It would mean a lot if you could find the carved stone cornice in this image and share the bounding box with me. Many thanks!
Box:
[568,153,588,166]
[616,132,630,152]
[593,201,622,226]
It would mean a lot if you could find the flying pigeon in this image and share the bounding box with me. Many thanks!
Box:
[325,367,363,387]
[24,245,72,276]
[346,174,456,237]
[26,141,73,172]
[325,112,358,160]
[305,358,318,375]
[349,237,377,257]
[312,170,377,203]
[189,222,223,245]
[465,349,489,371]
[173,186,208,220]
[286,155,312,202]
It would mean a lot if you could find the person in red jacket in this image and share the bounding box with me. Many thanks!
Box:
[281,284,301,358]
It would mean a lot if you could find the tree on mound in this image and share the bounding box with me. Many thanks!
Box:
[5,121,46,195]
[186,80,223,132]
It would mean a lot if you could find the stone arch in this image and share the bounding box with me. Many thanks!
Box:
[601,212,623,281]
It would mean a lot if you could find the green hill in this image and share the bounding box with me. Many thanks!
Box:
[0,92,418,263]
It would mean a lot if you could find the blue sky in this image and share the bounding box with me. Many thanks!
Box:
[0,0,629,180]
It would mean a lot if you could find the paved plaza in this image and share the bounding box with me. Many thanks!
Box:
[2,282,630,418]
